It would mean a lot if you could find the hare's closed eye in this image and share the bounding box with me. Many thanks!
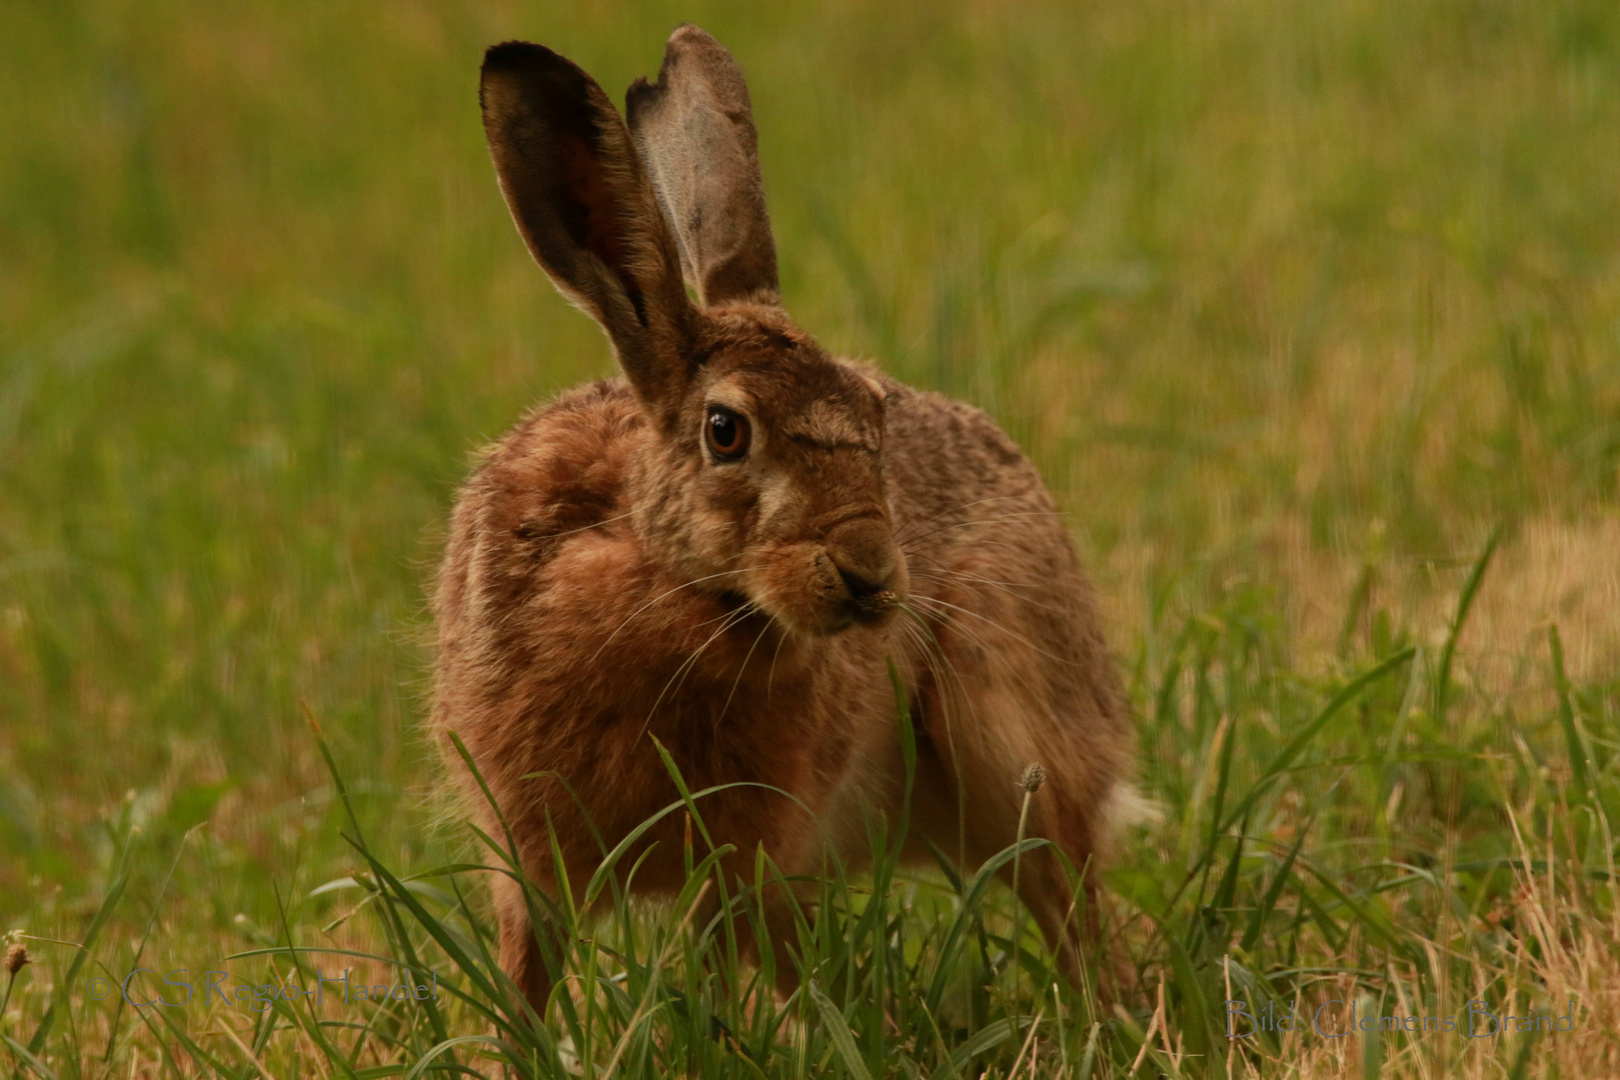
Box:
[434,24,1134,1022]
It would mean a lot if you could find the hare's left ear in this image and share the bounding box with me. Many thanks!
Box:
[626,25,780,308]
[481,41,695,421]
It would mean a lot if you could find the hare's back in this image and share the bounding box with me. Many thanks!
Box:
[881,382,1067,563]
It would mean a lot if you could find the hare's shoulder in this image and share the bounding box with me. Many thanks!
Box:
[436,379,643,627]
[469,378,640,542]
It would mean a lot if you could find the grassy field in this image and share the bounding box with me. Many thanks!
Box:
[3,0,1619,1075]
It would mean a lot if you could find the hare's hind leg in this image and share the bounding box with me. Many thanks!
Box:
[1014,830,1102,991]
[906,638,1120,990]
[944,770,1108,992]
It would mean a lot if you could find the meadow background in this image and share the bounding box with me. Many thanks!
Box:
[2,0,1618,1076]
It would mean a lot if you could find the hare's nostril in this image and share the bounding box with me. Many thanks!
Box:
[838,564,889,599]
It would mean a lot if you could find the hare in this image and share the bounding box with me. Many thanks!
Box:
[433,25,1134,1020]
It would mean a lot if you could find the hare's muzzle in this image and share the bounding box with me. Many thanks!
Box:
[825,517,905,628]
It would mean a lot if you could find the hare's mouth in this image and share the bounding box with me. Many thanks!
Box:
[716,589,752,611]
[841,589,901,630]
[801,589,901,637]
[739,541,906,637]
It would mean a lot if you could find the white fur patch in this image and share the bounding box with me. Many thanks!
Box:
[1101,781,1164,834]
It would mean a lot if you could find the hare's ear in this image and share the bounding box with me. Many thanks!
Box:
[625,25,780,308]
[481,41,694,419]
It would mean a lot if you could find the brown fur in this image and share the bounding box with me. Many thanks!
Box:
[435,28,1134,1021]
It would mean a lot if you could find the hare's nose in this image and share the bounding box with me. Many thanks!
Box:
[826,517,898,599]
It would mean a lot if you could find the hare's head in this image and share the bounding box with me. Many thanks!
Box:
[480,27,907,636]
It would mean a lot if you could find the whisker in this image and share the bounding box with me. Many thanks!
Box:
[906,592,1079,670]
[716,614,776,726]
[765,620,792,705]
[913,592,1062,667]
[891,494,1032,547]
[898,509,1069,551]
[894,603,977,866]
[637,603,760,738]
[587,565,757,664]
[903,535,1037,562]
[895,614,958,734]
[529,509,637,541]
[906,601,1038,708]
[907,568,1067,617]
[917,566,1050,591]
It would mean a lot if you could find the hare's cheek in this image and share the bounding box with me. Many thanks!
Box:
[746,543,845,635]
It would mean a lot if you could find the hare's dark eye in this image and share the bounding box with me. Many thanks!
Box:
[705,406,751,461]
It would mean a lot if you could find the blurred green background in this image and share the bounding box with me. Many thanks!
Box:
[2,0,1617,912]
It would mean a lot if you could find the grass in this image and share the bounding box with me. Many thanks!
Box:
[2,0,1619,1075]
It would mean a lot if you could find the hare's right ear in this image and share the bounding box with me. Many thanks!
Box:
[626,26,780,308]
[481,41,694,420]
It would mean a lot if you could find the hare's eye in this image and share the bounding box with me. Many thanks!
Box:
[704,406,751,461]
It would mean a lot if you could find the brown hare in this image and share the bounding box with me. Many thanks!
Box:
[433,24,1135,1019]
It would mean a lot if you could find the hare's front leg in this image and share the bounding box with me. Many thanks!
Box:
[492,865,556,1025]
[740,878,815,1000]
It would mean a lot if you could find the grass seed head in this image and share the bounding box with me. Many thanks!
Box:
[1020,763,1047,794]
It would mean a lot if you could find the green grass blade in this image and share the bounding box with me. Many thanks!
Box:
[581,779,809,909]
[807,979,875,1080]
[2,1035,60,1080]
[27,866,128,1056]
[1359,994,1383,1080]
[923,837,1049,1014]
[1218,647,1415,834]
[1432,527,1501,724]
[402,1035,514,1080]
[1239,817,1312,955]
[940,1016,1032,1078]
[1549,624,1593,802]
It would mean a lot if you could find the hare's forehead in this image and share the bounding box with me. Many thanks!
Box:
[702,366,883,453]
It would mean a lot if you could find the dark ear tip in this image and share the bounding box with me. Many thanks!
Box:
[482,40,565,78]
